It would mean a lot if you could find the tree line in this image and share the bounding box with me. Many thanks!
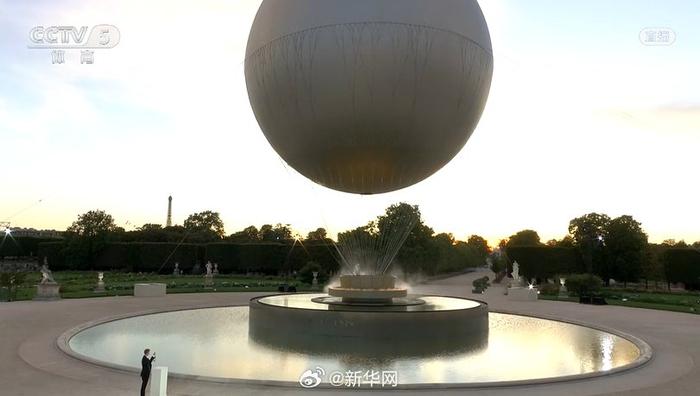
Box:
[5,206,699,289]
[22,203,492,277]
[490,213,700,290]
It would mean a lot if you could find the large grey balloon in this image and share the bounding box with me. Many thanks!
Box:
[245,0,493,194]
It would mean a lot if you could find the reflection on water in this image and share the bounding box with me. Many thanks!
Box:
[69,307,641,384]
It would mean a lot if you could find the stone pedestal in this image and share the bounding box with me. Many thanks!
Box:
[203,274,214,288]
[558,286,568,298]
[507,287,538,302]
[312,271,319,289]
[149,366,168,396]
[34,283,61,301]
[134,283,166,297]
[328,275,406,304]
[94,281,105,293]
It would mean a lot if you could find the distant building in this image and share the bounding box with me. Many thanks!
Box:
[9,228,64,239]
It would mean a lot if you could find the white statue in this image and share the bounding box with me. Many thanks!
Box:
[205,261,213,276]
[511,261,522,287]
[40,258,55,284]
[559,276,568,297]
[95,272,105,293]
[213,263,219,275]
[173,262,180,276]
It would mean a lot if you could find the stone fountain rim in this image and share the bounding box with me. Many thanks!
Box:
[256,293,481,313]
[56,295,652,389]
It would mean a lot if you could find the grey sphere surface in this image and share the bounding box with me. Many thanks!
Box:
[245,0,493,194]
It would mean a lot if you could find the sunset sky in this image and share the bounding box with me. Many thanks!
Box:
[1,0,699,245]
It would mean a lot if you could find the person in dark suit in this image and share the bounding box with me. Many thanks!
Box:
[140,348,156,396]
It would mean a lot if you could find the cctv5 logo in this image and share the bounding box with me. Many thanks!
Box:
[28,25,120,49]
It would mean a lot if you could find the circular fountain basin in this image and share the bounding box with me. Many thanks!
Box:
[250,294,488,355]
[63,297,650,387]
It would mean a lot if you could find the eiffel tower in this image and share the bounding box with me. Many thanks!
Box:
[166,195,173,227]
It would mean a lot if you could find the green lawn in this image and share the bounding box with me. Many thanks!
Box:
[540,289,700,315]
[1,271,314,301]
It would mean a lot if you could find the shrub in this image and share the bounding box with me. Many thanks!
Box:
[565,274,603,296]
[0,272,28,301]
[472,276,490,293]
[538,283,560,296]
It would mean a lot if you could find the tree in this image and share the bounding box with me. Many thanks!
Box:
[662,239,688,248]
[380,203,434,275]
[228,226,260,243]
[568,213,610,274]
[66,210,118,236]
[467,235,490,260]
[139,224,163,231]
[664,248,700,290]
[183,211,225,239]
[506,229,541,247]
[569,213,610,246]
[124,223,169,242]
[65,210,119,269]
[488,248,509,276]
[546,236,575,248]
[259,223,293,242]
[337,224,374,245]
[306,228,329,242]
[603,215,648,287]
[641,244,665,289]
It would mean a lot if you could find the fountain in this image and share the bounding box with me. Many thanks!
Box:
[326,274,408,304]
[62,206,649,385]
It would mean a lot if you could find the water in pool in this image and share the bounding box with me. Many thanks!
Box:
[68,305,641,385]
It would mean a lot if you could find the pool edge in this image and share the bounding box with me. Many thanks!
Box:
[56,298,654,390]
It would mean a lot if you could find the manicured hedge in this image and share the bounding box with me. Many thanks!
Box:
[136,243,201,273]
[36,241,340,275]
[664,248,700,290]
[36,241,67,270]
[204,242,339,275]
[0,237,62,258]
[506,246,583,281]
[37,242,201,273]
